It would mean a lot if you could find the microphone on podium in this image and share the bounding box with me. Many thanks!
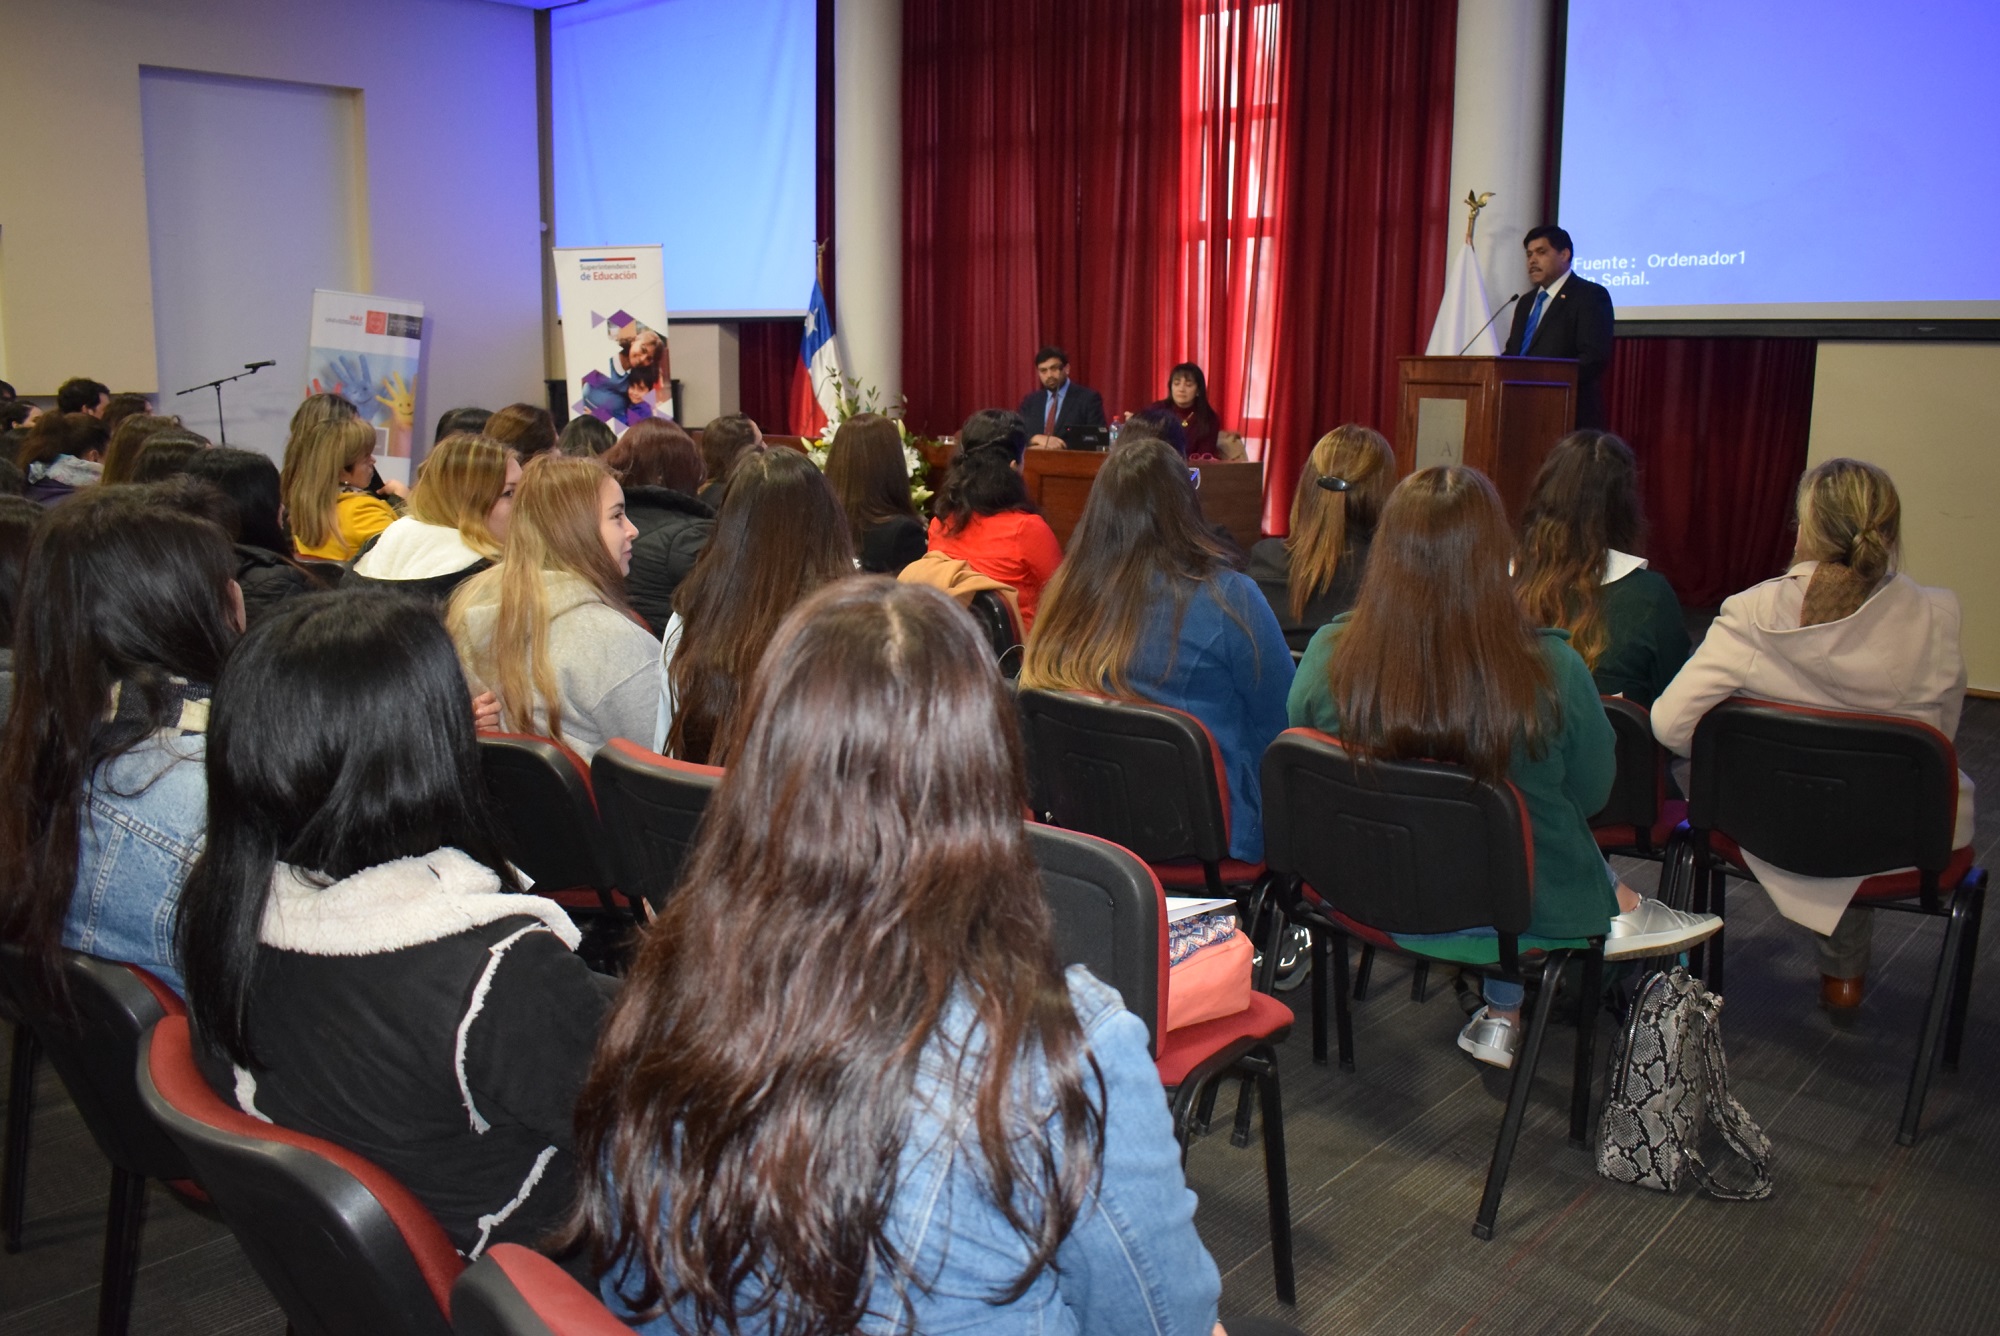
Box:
[1457,294,1522,356]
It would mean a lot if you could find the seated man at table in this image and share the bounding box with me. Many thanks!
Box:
[1020,345,1107,450]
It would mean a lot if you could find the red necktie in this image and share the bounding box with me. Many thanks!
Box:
[1044,391,1058,436]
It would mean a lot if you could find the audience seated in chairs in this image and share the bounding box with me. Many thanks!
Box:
[661,447,854,763]
[1248,424,1394,654]
[174,590,615,1262]
[1652,457,1972,1015]
[347,432,519,605]
[178,447,328,626]
[448,454,657,762]
[1286,465,1717,1068]
[826,411,927,575]
[0,496,41,719]
[0,488,240,998]
[694,412,762,509]
[17,411,108,506]
[1024,437,1292,865]
[602,419,713,636]
[282,407,399,562]
[571,578,1228,1334]
[925,408,1063,628]
[1514,430,1689,706]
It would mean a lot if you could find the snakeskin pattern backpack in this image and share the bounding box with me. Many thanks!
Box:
[1597,967,1774,1199]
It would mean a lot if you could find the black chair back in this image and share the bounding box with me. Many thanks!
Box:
[1591,696,1666,836]
[452,1243,631,1336]
[1261,730,1534,966]
[1026,823,1165,1053]
[1017,689,1230,866]
[0,944,189,1182]
[140,1017,460,1336]
[478,734,618,910]
[1689,700,1959,877]
[966,589,1023,678]
[590,739,722,916]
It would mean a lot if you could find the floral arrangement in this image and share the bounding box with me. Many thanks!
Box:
[807,373,935,512]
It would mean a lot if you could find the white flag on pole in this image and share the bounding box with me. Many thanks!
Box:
[1425,242,1502,356]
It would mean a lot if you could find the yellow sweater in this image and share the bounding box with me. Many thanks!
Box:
[297,490,398,561]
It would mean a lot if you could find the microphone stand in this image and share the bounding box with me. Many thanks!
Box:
[1458,293,1523,356]
[175,362,271,445]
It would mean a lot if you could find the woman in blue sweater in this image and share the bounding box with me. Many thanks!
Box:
[1023,437,1291,862]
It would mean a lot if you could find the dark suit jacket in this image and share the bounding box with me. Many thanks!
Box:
[1018,382,1108,449]
[1503,273,1615,429]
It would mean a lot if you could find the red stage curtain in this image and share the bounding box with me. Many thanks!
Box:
[1262,0,1459,533]
[736,319,805,433]
[1604,337,1818,608]
[902,0,1184,437]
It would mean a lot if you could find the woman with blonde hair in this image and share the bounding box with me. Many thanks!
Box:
[1248,424,1395,651]
[1513,431,1688,705]
[448,454,655,760]
[346,433,521,603]
[1024,437,1292,862]
[282,415,399,561]
[1653,457,1971,1014]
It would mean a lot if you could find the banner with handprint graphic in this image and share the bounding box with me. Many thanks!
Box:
[305,289,426,485]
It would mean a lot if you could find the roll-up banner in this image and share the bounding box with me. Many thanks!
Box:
[551,246,670,436]
[304,289,426,486]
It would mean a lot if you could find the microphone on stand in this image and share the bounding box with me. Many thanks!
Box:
[1458,294,1522,356]
[243,360,275,370]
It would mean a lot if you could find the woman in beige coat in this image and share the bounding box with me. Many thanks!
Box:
[1652,458,1972,1015]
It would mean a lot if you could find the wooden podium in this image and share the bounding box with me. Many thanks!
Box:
[1394,356,1578,518]
[1020,450,1264,550]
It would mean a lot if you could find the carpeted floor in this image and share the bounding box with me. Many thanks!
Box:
[5,701,1999,1335]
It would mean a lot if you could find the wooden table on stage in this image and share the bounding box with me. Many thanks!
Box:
[1020,450,1264,550]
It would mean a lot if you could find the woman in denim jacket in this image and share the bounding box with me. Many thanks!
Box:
[0,485,239,999]
[572,579,1225,1335]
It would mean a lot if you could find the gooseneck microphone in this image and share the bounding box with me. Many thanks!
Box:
[1458,293,1522,356]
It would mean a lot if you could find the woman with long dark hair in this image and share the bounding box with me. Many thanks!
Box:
[0,489,239,997]
[0,496,44,718]
[1023,437,1291,863]
[825,412,925,575]
[663,447,855,763]
[1288,466,1718,1067]
[1247,425,1395,652]
[177,591,613,1259]
[1144,362,1222,459]
[927,409,1062,628]
[574,578,1223,1333]
[1513,431,1688,706]
[177,447,327,625]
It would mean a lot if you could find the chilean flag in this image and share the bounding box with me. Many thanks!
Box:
[795,279,843,432]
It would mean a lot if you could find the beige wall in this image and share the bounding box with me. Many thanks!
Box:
[1808,343,2000,692]
[0,0,542,421]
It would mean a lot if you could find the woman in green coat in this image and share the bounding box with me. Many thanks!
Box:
[1287,466,1717,1068]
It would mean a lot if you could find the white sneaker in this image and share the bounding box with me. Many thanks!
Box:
[1603,898,1722,961]
[1456,1006,1520,1069]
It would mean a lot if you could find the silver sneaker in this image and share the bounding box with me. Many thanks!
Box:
[1603,898,1723,961]
[1456,1006,1519,1069]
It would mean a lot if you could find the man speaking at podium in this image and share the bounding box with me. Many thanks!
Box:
[1503,225,1614,429]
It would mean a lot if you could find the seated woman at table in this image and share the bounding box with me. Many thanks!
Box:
[1143,362,1223,459]
[1513,431,1688,706]
[1248,425,1394,653]
[1024,437,1291,864]
[1651,457,1971,1015]
[925,409,1063,629]
[573,577,1226,1334]
[1288,465,1718,1068]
